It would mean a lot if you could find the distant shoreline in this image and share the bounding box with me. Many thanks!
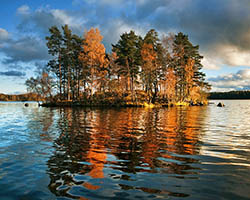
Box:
[209,91,250,99]
[208,98,250,100]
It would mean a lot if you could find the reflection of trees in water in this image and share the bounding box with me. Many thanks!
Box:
[47,108,110,198]
[156,106,205,175]
[108,107,205,174]
[25,106,56,142]
[47,106,207,198]
[48,108,91,198]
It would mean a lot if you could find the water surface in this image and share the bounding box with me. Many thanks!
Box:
[0,100,250,199]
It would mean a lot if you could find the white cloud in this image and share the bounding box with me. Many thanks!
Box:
[208,69,250,91]
[201,57,220,70]
[237,69,250,79]
[101,18,148,51]
[0,28,9,41]
[17,5,30,15]
[51,9,84,28]
[16,6,87,36]
[216,44,250,67]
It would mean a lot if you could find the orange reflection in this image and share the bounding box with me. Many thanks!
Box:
[83,110,109,190]
[83,182,100,190]
[47,106,206,198]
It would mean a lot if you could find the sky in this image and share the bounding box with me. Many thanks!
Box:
[0,0,250,94]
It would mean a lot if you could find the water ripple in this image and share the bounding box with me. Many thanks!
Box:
[0,101,250,199]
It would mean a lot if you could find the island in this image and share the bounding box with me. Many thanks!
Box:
[25,26,211,107]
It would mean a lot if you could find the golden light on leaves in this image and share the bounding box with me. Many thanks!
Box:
[79,28,108,94]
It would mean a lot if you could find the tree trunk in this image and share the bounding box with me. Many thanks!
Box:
[67,64,71,101]
[59,54,62,100]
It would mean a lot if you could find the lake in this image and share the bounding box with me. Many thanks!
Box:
[0,100,250,200]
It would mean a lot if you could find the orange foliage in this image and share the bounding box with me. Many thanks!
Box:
[141,43,157,77]
[141,43,156,64]
[190,86,202,103]
[81,28,106,66]
[185,58,195,98]
[141,43,157,101]
[163,67,177,103]
[79,28,108,94]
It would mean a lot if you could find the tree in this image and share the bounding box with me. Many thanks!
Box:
[79,28,108,96]
[172,32,209,102]
[112,31,142,101]
[184,58,195,101]
[46,25,83,101]
[141,29,165,103]
[46,26,64,99]
[35,26,211,105]
[70,34,84,100]
[61,25,83,101]
[141,43,157,103]
[25,72,54,102]
[164,67,177,103]
[25,77,40,97]
[106,52,123,94]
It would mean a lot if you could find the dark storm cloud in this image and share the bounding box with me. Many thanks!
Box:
[0,70,26,77]
[134,0,250,67]
[83,0,250,66]
[15,1,250,49]
[1,36,49,64]
[130,0,250,51]
[11,1,250,67]
[177,0,250,50]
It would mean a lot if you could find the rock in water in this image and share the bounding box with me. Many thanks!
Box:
[217,102,224,107]
[24,103,29,107]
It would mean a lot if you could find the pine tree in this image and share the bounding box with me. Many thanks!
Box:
[46,26,64,99]
[141,29,165,103]
[112,31,142,101]
[172,32,209,102]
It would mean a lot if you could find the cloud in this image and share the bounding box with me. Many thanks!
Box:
[0,70,26,77]
[13,1,250,68]
[0,36,49,64]
[74,0,124,6]
[201,57,220,70]
[0,28,9,41]
[6,64,26,70]
[16,5,85,36]
[17,5,30,15]
[83,0,250,68]
[212,44,250,67]
[153,0,250,67]
[101,18,148,51]
[89,0,250,68]
[208,69,250,91]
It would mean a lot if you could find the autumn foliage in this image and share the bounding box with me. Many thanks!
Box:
[26,26,210,106]
[79,28,108,95]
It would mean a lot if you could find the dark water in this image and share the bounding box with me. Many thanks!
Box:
[0,100,250,200]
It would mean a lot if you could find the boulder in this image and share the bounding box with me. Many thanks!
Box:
[217,102,224,107]
[24,103,29,107]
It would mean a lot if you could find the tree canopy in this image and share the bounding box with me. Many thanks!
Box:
[26,26,210,106]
